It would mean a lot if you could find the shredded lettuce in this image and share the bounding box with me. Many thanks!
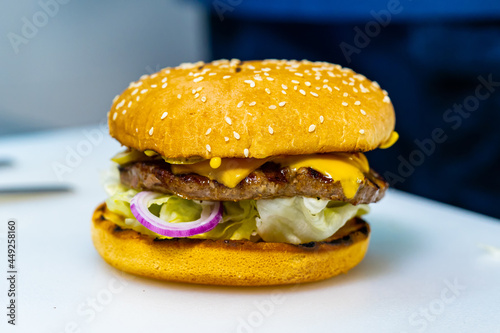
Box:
[103,165,369,244]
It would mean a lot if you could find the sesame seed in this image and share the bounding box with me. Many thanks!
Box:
[359,129,365,134]
[291,80,300,84]
[282,84,288,90]
[295,73,303,77]
[343,92,348,97]
[193,77,203,83]
[254,76,263,81]
[177,94,182,99]
[225,116,232,125]
[135,128,138,133]
[305,81,311,86]
[266,77,274,81]
[294,86,298,91]
[349,82,354,86]
[342,80,348,85]
[223,75,231,79]
[233,131,240,140]
[248,65,255,70]
[308,124,316,132]
[316,86,321,90]
[299,89,306,95]
[279,101,286,107]
[162,83,168,89]
[116,100,125,109]
[383,96,391,103]
[310,92,319,97]
[354,101,361,105]
[360,109,366,115]
[372,81,380,88]
[112,95,119,103]
[209,72,217,76]
[201,96,207,102]
[161,112,168,119]
[269,105,276,109]
[162,77,167,83]
[140,89,148,94]
[268,126,274,134]
[205,128,211,135]
[342,102,348,106]
[127,101,132,108]
[192,89,196,94]
[265,88,271,94]
[194,93,200,99]
[224,137,229,142]
[196,87,203,92]
[282,90,287,94]
[131,89,139,96]
[149,127,154,135]
[323,79,329,83]
[140,74,148,80]
[360,84,370,93]
[237,101,244,108]
[244,148,249,157]
[262,68,271,72]
[383,89,389,96]
[206,144,211,152]
[264,72,269,76]
[249,101,256,106]
[122,110,127,115]
[320,115,324,123]
[112,112,117,120]
[244,80,255,87]
[151,84,157,88]
[136,96,140,102]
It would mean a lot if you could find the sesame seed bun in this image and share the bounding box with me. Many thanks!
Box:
[92,203,370,286]
[109,59,395,159]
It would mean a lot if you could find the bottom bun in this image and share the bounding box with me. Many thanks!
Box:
[91,203,370,286]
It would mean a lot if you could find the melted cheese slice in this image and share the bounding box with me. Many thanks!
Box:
[171,157,270,188]
[275,153,369,198]
[170,153,369,199]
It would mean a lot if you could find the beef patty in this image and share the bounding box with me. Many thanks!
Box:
[119,161,388,204]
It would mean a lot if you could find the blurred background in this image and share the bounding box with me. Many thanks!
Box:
[1,0,499,219]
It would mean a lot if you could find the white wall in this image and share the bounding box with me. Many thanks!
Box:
[0,0,208,135]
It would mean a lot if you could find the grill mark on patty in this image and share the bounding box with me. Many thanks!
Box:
[119,161,388,204]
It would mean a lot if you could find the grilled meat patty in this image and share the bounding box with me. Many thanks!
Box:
[119,161,388,204]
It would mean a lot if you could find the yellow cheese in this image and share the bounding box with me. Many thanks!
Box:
[379,131,399,149]
[170,153,370,198]
[171,158,269,188]
[275,153,368,198]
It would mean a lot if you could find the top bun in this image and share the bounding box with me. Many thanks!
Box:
[109,59,395,159]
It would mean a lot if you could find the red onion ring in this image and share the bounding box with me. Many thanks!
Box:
[130,191,222,237]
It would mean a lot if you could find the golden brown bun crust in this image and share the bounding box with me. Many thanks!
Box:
[109,59,395,159]
[91,203,370,286]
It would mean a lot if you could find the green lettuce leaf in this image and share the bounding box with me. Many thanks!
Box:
[255,197,369,244]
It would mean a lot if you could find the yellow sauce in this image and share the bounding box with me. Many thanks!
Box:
[379,131,399,149]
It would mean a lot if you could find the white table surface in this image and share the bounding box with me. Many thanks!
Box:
[1,126,499,333]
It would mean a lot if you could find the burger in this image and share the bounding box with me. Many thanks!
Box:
[92,59,397,286]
